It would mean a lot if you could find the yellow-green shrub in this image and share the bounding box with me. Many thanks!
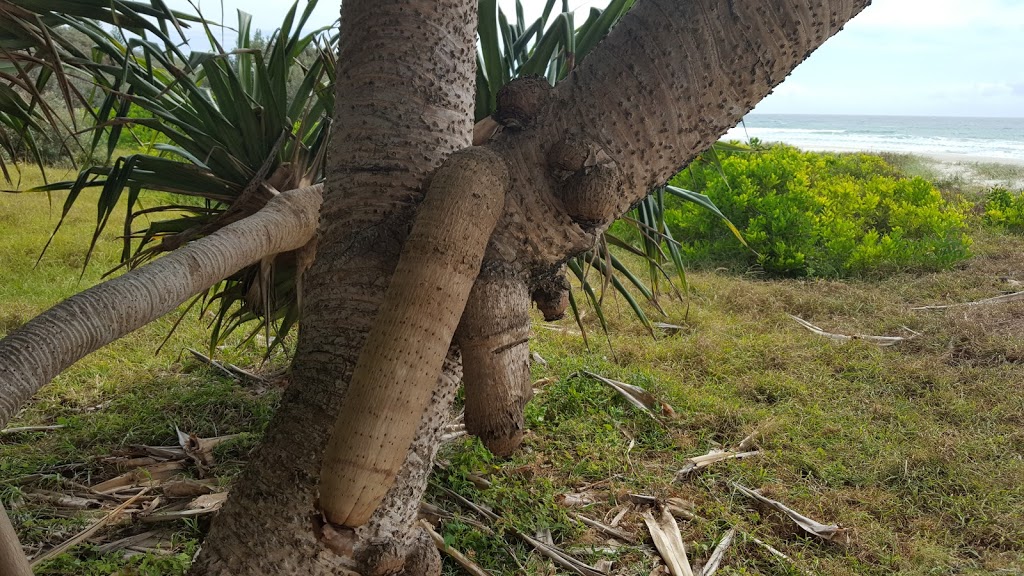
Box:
[983,187,1024,233]
[666,145,971,277]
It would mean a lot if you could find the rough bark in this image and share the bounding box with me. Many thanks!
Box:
[319,147,509,527]
[191,0,479,574]
[0,502,31,576]
[0,185,321,428]
[444,0,869,303]
[456,268,532,456]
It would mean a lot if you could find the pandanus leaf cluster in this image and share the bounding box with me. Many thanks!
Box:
[31,1,334,352]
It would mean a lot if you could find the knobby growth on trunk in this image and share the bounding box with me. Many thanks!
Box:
[0,0,871,573]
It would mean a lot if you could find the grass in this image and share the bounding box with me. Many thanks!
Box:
[2,158,1024,575]
[0,166,282,575]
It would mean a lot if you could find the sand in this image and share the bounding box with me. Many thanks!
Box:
[918,154,1024,190]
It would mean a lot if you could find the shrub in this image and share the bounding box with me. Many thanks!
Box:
[983,187,1024,233]
[115,104,171,150]
[666,145,972,277]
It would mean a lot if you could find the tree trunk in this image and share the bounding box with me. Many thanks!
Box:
[191,2,868,575]
[192,0,869,574]
[190,0,480,574]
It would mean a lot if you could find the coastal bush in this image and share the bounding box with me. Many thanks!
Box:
[666,145,971,277]
[983,187,1024,233]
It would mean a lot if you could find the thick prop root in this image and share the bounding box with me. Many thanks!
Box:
[318,148,509,527]
[456,269,532,457]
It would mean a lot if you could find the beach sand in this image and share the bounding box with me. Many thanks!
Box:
[917,153,1024,191]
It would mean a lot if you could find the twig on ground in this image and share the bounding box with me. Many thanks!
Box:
[912,290,1024,310]
[788,314,912,346]
[139,492,228,523]
[30,488,150,567]
[95,530,168,554]
[439,423,467,443]
[736,430,759,452]
[1,425,65,435]
[700,528,736,576]
[573,513,636,543]
[419,519,490,576]
[675,449,760,480]
[747,535,813,576]
[186,348,265,382]
[25,491,102,510]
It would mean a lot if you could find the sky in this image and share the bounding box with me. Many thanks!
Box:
[162,0,1024,118]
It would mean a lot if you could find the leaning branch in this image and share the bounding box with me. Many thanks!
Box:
[544,0,873,227]
[0,185,321,428]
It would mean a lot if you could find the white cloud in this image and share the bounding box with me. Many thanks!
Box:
[852,0,1024,30]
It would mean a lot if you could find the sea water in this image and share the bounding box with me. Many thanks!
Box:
[721,114,1024,162]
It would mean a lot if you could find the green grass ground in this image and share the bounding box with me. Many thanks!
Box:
[2,161,1023,575]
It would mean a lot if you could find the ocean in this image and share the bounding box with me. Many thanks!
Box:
[721,114,1024,162]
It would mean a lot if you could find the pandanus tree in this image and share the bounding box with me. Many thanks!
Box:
[0,0,871,574]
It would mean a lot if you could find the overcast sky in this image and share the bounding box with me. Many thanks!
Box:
[164,0,1024,118]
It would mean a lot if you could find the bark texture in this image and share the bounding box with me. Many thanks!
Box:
[0,502,31,576]
[191,0,479,573]
[456,269,531,456]
[319,147,508,526]
[0,186,321,428]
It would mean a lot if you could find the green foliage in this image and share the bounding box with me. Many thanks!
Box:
[475,0,636,121]
[983,187,1024,233]
[114,104,171,150]
[0,2,192,177]
[30,1,334,353]
[667,145,972,277]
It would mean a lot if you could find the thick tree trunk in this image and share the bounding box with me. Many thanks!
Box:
[191,0,479,574]
[0,0,879,573]
[193,1,869,574]
[318,147,509,527]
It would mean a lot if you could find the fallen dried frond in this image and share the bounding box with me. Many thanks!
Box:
[30,488,151,567]
[674,449,760,480]
[579,371,672,422]
[419,519,490,576]
[642,507,693,576]
[912,290,1024,310]
[434,484,607,576]
[788,314,912,346]
[732,483,850,544]
[700,528,735,576]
